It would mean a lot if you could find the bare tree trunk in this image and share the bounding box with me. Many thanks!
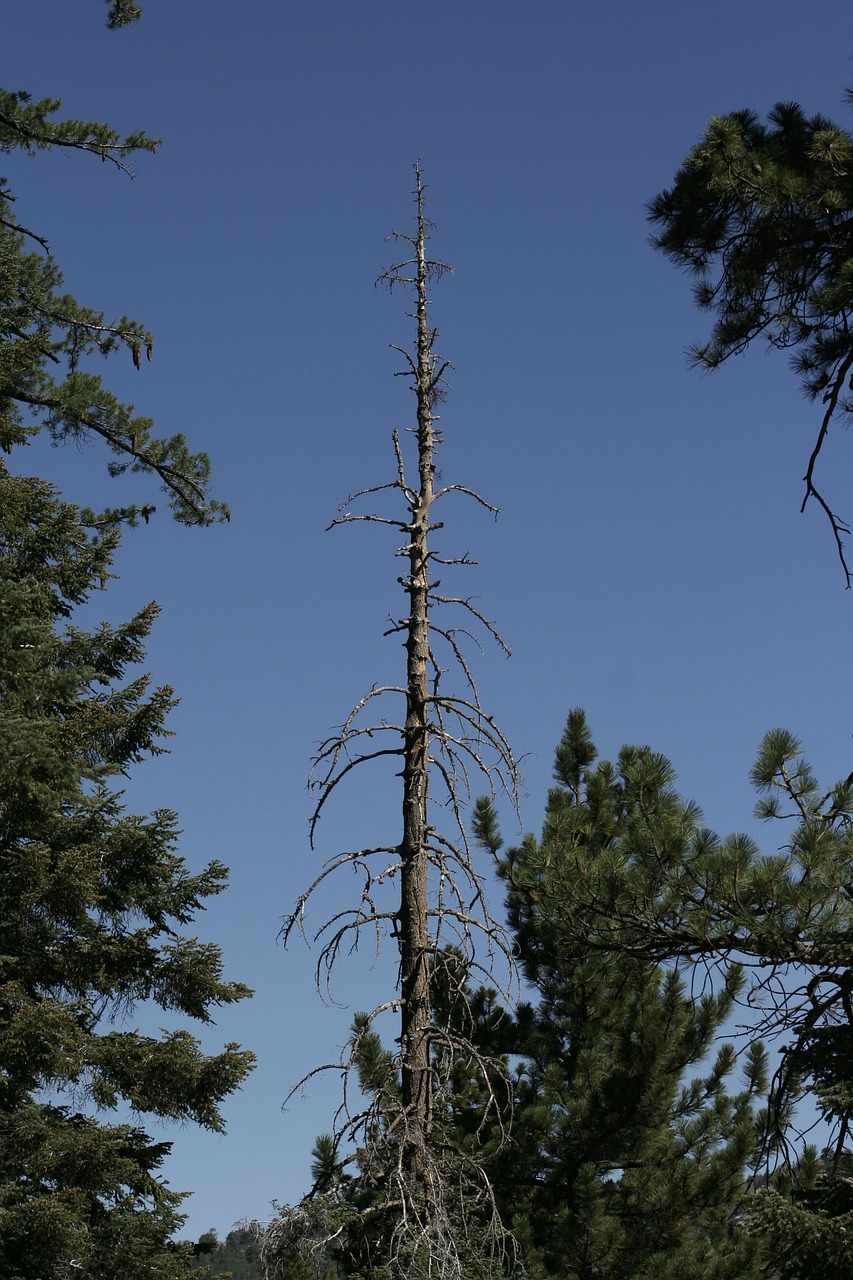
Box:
[399,166,437,1184]
[280,162,520,1277]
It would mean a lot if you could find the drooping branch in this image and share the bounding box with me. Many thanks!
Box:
[800,346,853,586]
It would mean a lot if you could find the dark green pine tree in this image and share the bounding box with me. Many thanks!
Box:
[649,97,853,582]
[474,710,768,1280]
[0,465,254,1279]
[745,1145,853,1280]
[0,6,251,1274]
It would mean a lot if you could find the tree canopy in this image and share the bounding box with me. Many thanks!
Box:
[650,99,853,581]
[474,713,768,1280]
[272,713,838,1278]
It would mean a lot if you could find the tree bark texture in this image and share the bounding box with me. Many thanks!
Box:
[399,165,435,1185]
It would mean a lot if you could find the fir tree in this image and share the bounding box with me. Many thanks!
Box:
[0,465,254,1278]
[0,8,249,1273]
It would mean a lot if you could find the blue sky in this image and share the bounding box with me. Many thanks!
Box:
[6,0,853,1241]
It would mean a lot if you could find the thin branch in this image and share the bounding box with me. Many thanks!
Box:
[800,345,853,586]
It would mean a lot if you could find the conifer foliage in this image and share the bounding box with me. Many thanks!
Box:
[0,469,254,1278]
[472,711,853,1279]
[0,2,227,527]
[650,99,853,581]
[476,711,767,1280]
[0,5,250,1275]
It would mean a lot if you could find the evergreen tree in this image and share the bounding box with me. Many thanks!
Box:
[649,97,853,581]
[0,3,226,525]
[0,465,254,1278]
[271,705,779,1279]
[475,711,766,1280]
[272,700,853,1280]
[475,712,853,1279]
[0,8,249,1273]
[748,1146,853,1279]
[188,1224,263,1278]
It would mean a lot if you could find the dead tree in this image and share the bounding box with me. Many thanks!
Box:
[277,165,519,1278]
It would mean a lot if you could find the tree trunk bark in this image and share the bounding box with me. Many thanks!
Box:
[399,165,436,1189]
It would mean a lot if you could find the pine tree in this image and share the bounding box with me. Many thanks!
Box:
[475,711,767,1280]
[0,8,249,1273]
[273,722,853,1278]
[475,712,853,1278]
[649,97,853,581]
[748,1146,853,1279]
[0,465,254,1278]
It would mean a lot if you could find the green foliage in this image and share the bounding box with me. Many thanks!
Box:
[499,711,853,985]
[263,996,512,1280]
[0,1103,197,1280]
[0,467,254,1277]
[104,0,144,27]
[476,711,853,1278]
[650,101,853,382]
[478,711,766,1279]
[0,33,227,525]
[188,1224,263,1278]
[650,98,853,578]
[0,9,246,1274]
[276,706,802,1277]
[748,1147,853,1278]
[275,713,853,1278]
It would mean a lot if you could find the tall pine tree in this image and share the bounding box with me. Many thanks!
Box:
[476,712,853,1279]
[475,711,768,1280]
[0,466,254,1278]
[1,7,247,1271]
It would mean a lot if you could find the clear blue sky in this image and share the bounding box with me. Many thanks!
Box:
[6,0,853,1241]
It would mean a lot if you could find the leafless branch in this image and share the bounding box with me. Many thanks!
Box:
[800,349,853,586]
[280,163,519,1279]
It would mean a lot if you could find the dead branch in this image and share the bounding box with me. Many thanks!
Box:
[278,163,519,1280]
[799,348,853,587]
